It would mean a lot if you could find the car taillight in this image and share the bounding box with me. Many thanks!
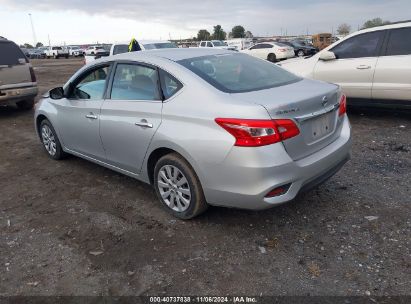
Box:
[339,94,347,116]
[29,66,36,82]
[215,118,300,147]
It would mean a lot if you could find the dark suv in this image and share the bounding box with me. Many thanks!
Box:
[0,37,38,110]
[280,40,318,57]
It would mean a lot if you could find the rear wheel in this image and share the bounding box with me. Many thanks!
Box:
[267,53,277,62]
[16,99,34,110]
[154,153,208,219]
[39,119,66,160]
[297,50,305,57]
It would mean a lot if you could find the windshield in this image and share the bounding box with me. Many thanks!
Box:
[143,42,177,50]
[178,53,300,93]
[211,41,225,46]
[113,44,129,55]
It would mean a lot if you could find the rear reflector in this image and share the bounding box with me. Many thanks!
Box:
[265,184,291,198]
[29,67,36,82]
[215,118,300,147]
[339,94,347,116]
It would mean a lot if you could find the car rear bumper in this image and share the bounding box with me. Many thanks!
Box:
[0,85,38,104]
[203,115,352,210]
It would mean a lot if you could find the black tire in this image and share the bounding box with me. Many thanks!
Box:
[154,153,208,219]
[297,49,305,57]
[39,119,66,160]
[267,53,277,62]
[54,54,58,59]
[16,99,34,110]
[65,55,69,59]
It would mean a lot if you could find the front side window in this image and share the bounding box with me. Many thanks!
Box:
[331,31,383,59]
[111,63,160,101]
[206,42,213,47]
[159,70,183,99]
[249,44,261,50]
[69,65,110,100]
[178,53,300,93]
[386,27,411,56]
[260,44,273,49]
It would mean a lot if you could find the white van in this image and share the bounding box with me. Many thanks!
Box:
[225,38,253,51]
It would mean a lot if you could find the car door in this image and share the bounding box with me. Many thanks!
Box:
[313,30,385,99]
[55,63,111,161]
[373,27,411,101]
[99,62,164,174]
[245,44,263,58]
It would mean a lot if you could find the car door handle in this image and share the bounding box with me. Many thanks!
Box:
[356,65,371,70]
[135,120,153,128]
[85,114,98,119]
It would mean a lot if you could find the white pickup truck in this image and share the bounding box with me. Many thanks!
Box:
[44,46,69,59]
[83,40,177,64]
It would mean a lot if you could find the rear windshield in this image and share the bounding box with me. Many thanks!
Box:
[177,53,300,93]
[113,44,129,55]
[143,42,177,50]
[0,41,26,65]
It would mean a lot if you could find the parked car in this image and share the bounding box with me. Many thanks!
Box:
[199,40,236,50]
[20,47,30,57]
[34,48,351,219]
[225,38,254,50]
[28,49,46,59]
[45,46,69,59]
[0,37,38,109]
[241,42,295,62]
[280,21,411,108]
[67,46,83,57]
[84,46,107,55]
[279,40,318,57]
[312,33,333,50]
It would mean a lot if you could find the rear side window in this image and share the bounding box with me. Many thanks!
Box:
[159,70,183,99]
[0,41,26,65]
[111,63,160,101]
[207,42,213,47]
[386,27,411,56]
[331,31,384,59]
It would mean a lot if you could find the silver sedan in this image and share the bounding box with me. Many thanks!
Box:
[34,48,352,219]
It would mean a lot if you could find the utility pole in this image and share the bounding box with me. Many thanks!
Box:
[28,13,37,47]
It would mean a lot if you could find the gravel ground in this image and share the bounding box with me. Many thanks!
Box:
[0,58,410,296]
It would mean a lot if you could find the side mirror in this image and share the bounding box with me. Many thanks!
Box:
[49,87,65,100]
[319,51,337,61]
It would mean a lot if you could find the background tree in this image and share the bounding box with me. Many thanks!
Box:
[362,18,390,29]
[23,43,34,49]
[230,25,246,38]
[35,42,43,48]
[245,31,253,38]
[337,23,351,36]
[212,25,227,40]
[197,29,211,41]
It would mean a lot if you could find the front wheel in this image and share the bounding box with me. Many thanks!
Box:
[267,53,277,62]
[39,119,66,160]
[297,50,305,57]
[154,153,208,219]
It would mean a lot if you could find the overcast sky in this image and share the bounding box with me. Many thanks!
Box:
[0,0,409,46]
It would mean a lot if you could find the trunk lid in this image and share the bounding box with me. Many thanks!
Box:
[232,78,344,160]
[0,40,31,87]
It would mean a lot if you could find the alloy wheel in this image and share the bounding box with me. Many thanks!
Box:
[41,125,57,156]
[157,165,191,212]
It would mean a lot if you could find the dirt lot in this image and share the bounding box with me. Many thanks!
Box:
[0,58,410,296]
